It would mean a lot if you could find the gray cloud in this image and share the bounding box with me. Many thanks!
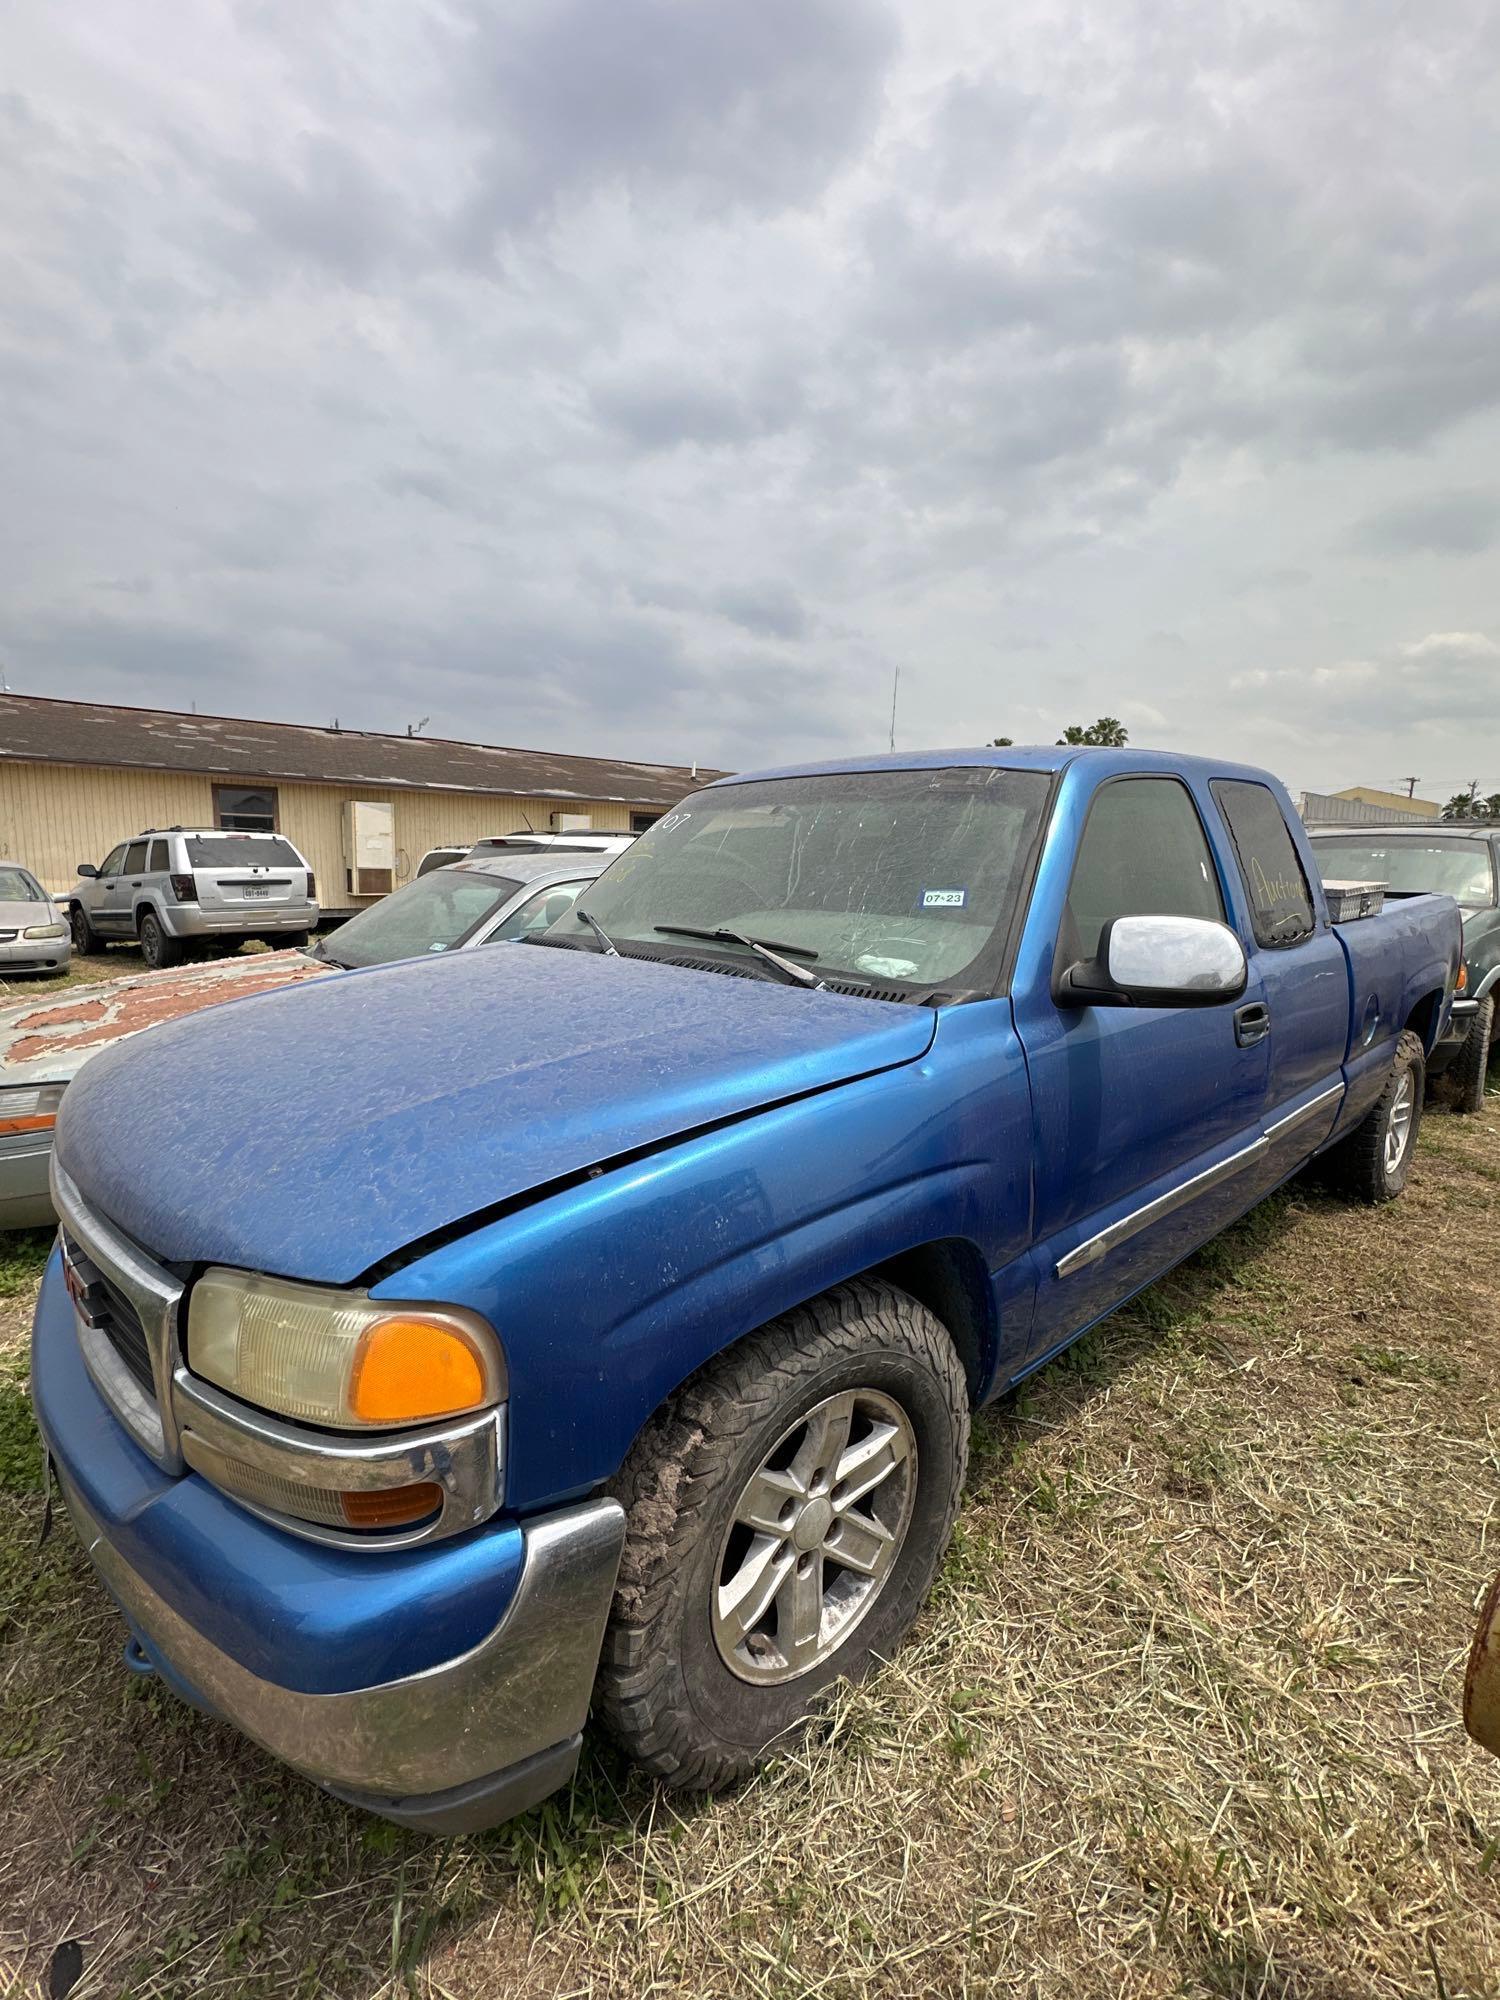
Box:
[1349,489,1500,557]
[1,0,1499,795]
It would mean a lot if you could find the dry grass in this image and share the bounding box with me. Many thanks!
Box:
[0,947,146,1003]
[2,1095,1499,1998]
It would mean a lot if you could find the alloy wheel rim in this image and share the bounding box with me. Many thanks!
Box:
[1385,1069,1414,1174]
[712,1387,917,1686]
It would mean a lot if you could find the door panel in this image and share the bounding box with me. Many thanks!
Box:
[1207,778,1351,1173]
[1018,997,1269,1349]
[93,845,135,934]
[1014,771,1271,1358]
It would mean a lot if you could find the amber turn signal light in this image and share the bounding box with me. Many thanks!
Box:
[350,1318,489,1424]
[341,1483,444,1529]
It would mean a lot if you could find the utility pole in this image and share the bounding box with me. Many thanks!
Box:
[888,667,900,753]
[1399,776,1420,799]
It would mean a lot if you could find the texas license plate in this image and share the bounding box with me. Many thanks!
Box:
[241,885,271,899]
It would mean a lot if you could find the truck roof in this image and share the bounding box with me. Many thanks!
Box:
[711,745,1284,790]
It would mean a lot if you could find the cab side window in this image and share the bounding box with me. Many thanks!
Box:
[98,844,127,878]
[122,840,149,875]
[148,839,170,872]
[1065,778,1224,964]
[1210,779,1316,947]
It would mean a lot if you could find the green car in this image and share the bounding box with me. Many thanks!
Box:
[1307,823,1499,1112]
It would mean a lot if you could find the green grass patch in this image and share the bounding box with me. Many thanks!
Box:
[0,1229,53,1298]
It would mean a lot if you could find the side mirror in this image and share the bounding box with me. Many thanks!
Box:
[1057,914,1247,1007]
[76,863,98,879]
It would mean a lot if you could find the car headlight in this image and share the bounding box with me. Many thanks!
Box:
[22,921,69,940]
[0,1082,66,1136]
[187,1267,506,1430]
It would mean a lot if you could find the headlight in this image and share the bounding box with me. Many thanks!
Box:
[187,1267,505,1430]
[0,1082,66,1136]
[22,921,69,940]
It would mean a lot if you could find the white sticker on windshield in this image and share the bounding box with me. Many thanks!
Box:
[921,888,967,909]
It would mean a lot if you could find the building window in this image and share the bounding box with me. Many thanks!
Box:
[214,783,279,832]
[631,811,662,833]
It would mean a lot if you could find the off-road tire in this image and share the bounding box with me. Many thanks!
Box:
[138,911,183,971]
[595,1280,969,1791]
[69,904,97,955]
[1320,1029,1425,1203]
[1447,994,1494,1115]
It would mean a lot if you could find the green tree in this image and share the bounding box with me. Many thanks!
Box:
[992,735,1014,747]
[1444,792,1477,820]
[1056,717,1129,747]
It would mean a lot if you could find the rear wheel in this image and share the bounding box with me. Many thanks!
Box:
[596,1280,969,1790]
[1320,1029,1425,1203]
[138,911,183,971]
[69,904,98,955]
[1447,995,1494,1115]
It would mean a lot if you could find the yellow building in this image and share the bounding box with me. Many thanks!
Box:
[0,694,723,915]
[1331,786,1442,817]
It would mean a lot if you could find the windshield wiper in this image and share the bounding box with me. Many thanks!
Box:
[654,924,824,989]
[307,939,348,969]
[577,908,620,956]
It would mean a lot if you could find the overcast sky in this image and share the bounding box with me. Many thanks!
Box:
[4,0,1500,798]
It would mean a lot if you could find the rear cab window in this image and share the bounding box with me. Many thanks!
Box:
[1210,780,1316,947]
[147,840,170,872]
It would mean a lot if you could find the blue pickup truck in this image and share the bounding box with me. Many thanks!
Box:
[33,748,1461,1833]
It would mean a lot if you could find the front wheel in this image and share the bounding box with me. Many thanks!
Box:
[138,912,183,970]
[69,905,97,955]
[1320,1028,1425,1203]
[595,1280,969,1790]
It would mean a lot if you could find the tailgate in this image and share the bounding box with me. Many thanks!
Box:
[196,866,300,910]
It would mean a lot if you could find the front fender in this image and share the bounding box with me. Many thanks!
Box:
[381,1000,1035,1510]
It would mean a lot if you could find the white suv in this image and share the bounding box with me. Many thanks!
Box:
[69,828,319,968]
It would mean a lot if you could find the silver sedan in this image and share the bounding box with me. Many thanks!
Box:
[0,860,71,980]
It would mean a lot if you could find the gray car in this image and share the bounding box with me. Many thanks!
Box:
[307,851,605,969]
[0,861,71,978]
[69,827,319,969]
[0,849,603,1229]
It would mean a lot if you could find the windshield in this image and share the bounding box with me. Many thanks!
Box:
[1310,837,1495,906]
[187,835,304,868]
[548,767,1052,991]
[0,868,45,902]
[320,868,523,967]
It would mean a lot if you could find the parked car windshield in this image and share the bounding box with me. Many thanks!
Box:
[317,868,524,967]
[549,766,1052,989]
[186,835,305,868]
[0,867,46,902]
[1310,836,1495,907]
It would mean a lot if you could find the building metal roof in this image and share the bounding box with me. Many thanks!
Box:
[0,693,725,808]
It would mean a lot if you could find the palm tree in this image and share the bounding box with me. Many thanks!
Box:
[1444,794,1474,820]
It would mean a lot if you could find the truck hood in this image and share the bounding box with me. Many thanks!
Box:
[0,953,329,1089]
[55,945,935,1283]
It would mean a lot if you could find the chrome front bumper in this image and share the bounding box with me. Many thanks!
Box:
[60,1467,625,1831]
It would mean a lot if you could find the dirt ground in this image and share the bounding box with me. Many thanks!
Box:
[1,1086,1498,1998]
